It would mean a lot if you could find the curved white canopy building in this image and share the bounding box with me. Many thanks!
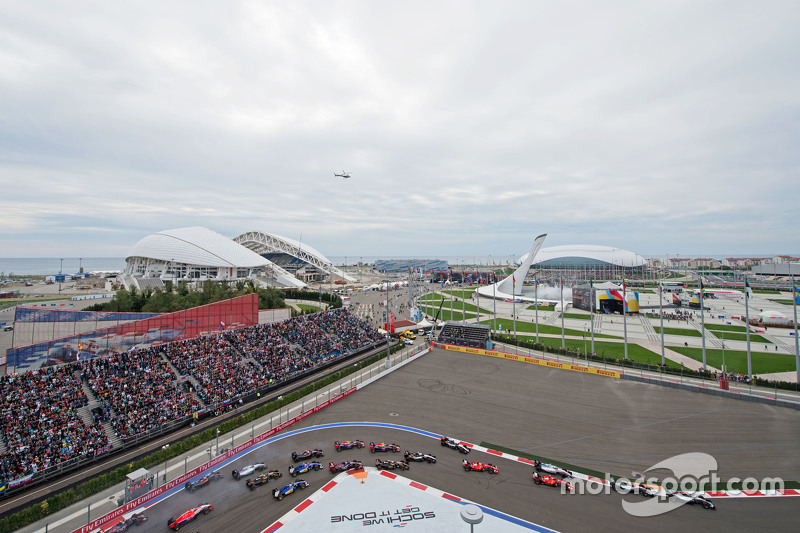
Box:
[518,245,646,269]
[123,227,308,290]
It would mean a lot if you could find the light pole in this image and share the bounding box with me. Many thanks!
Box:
[721,332,725,373]
[215,428,220,456]
[59,258,63,295]
[385,280,391,369]
[162,444,169,485]
[584,327,587,363]
[460,504,483,532]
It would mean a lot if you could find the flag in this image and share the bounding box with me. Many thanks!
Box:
[220,321,226,330]
[793,276,800,305]
[745,279,753,299]
[699,277,704,299]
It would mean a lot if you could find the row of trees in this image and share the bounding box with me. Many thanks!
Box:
[84,280,339,313]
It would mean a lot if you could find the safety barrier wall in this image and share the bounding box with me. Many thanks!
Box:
[623,374,800,410]
[432,342,621,379]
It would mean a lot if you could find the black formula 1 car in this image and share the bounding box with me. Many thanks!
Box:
[245,470,282,490]
[329,460,363,473]
[292,449,324,462]
[404,451,437,463]
[441,436,470,454]
[369,442,401,453]
[168,503,213,530]
[533,460,573,478]
[533,472,573,492]
[99,512,148,533]
[668,491,716,509]
[334,440,365,451]
[375,459,410,470]
[289,461,324,476]
[184,470,223,493]
[462,460,499,474]
[232,463,267,480]
[273,480,309,500]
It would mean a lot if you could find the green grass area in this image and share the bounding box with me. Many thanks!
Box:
[562,313,591,320]
[518,336,681,367]
[671,347,797,374]
[653,326,702,337]
[754,289,781,294]
[526,304,555,311]
[418,306,475,322]
[481,318,620,339]
[443,289,476,299]
[767,299,795,305]
[417,293,444,302]
[711,331,771,343]
[704,324,747,332]
[296,303,322,313]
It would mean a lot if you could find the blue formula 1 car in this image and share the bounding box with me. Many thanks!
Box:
[289,461,323,477]
[273,479,309,500]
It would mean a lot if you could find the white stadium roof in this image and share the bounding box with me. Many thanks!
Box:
[127,227,269,268]
[519,244,646,267]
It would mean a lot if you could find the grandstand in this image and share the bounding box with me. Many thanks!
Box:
[438,322,491,349]
[0,305,384,494]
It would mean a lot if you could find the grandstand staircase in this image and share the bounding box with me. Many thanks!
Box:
[76,373,123,449]
[161,354,204,403]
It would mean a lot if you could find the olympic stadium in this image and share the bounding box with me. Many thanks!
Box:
[121,227,354,291]
[518,244,647,270]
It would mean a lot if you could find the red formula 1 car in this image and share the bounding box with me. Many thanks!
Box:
[375,459,410,470]
[291,449,324,462]
[462,460,499,474]
[329,460,363,473]
[168,503,213,530]
[369,442,401,453]
[334,440,365,451]
[533,472,573,492]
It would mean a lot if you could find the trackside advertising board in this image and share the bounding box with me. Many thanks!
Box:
[74,387,357,533]
[433,342,621,379]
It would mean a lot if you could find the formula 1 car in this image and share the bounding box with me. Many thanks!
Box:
[273,479,309,500]
[245,470,282,490]
[404,451,437,463]
[292,449,324,462]
[533,460,573,478]
[441,436,470,454]
[369,442,401,453]
[334,440,365,451]
[289,461,324,476]
[168,503,213,530]
[667,491,716,509]
[232,463,267,480]
[184,470,223,493]
[329,460,363,473]
[375,459,410,470]
[462,460,499,474]
[609,478,657,497]
[99,512,147,533]
[532,472,573,492]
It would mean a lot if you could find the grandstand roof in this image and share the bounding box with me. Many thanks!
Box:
[519,244,646,267]
[126,227,269,268]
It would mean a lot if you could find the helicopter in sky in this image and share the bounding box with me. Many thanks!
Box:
[334,171,351,179]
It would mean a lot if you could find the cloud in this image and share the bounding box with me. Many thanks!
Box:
[0,1,798,258]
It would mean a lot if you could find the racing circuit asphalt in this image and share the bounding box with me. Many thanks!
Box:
[98,347,800,533]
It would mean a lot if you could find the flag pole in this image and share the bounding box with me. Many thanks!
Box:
[623,276,628,360]
[659,278,665,366]
[512,273,517,346]
[560,274,565,349]
[535,278,539,344]
[792,275,799,384]
[493,275,497,335]
[745,278,752,377]
[590,278,595,354]
[700,276,707,370]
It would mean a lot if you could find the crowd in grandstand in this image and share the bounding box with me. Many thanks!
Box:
[0,365,111,481]
[0,308,381,483]
[81,348,202,441]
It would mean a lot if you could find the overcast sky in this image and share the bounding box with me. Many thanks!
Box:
[1,1,798,260]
